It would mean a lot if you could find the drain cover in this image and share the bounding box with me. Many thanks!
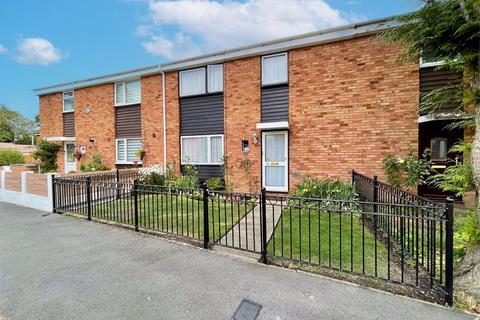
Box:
[232,299,262,320]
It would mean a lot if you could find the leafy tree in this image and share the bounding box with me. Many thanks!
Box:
[380,0,480,209]
[32,140,60,173]
[0,105,38,144]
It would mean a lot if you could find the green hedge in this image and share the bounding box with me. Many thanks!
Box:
[0,149,25,166]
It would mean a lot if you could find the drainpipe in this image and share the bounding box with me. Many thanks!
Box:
[161,70,167,167]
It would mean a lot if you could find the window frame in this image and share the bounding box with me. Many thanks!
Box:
[261,52,289,87]
[207,64,224,93]
[419,56,444,68]
[180,134,224,165]
[114,79,141,107]
[115,137,143,164]
[430,137,448,161]
[179,67,207,97]
[62,90,75,113]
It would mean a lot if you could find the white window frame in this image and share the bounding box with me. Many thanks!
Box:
[262,52,288,86]
[114,79,141,106]
[180,134,224,165]
[179,67,206,97]
[63,90,75,113]
[207,64,224,93]
[115,138,143,164]
[419,56,444,68]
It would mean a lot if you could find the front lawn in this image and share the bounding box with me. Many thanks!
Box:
[91,192,256,242]
[268,207,390,278]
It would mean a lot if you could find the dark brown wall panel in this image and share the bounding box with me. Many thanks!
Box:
[261,85,289,122]
[63,112,75,137]
[180,93,224,136]
[115,104,141,138]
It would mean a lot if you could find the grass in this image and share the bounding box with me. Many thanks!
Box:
[268,207,391,278]
[90,192,255,242]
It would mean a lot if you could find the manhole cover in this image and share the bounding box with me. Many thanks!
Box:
[232,299,262,320]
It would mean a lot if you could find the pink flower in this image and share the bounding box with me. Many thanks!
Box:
[133,160,138,165]
[325,172,331,177]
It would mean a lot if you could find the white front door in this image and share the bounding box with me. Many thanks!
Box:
[262,131,288,192]
[64,143,76,173]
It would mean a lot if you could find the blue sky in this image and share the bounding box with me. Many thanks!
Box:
[0,0,418,119]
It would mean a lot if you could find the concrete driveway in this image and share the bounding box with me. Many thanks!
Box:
[0,202,475,320]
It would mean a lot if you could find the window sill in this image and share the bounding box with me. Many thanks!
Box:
[181,163,222,166]
[179,91,223,98]
[116,161,142,165]
[114,102,141,107]
[63,110,75,113]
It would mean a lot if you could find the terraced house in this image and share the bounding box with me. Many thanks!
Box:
[35,17,464,199]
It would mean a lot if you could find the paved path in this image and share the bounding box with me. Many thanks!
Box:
[218,203,281,252]
[0,202,474,320]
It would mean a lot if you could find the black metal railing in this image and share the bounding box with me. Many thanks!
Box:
[60,168,139,184]
[52,173,454,306]
[352,170,453,305]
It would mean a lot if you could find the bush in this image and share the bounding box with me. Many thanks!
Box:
[454,209,480,263]
[80,154,109,172]
[0,149,25,166]
[138,165,165,185]
[32,140,60,173]
[292,174,357,201]
[174,175,198,189]
[206,177,224,190]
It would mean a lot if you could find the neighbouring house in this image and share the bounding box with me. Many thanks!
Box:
[34,17,467,199]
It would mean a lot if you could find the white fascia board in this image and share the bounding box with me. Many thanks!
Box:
[33,66,161,96]
[256,121,289,130]
[46,136,76,142]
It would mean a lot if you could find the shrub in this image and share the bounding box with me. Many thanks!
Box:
[382,146,431,191]
[454,209,480,263]
[206,177,224,190]
[0,149,25,166]
[138,165,165,186]
[175,175,198,189]
[80,154,109,172]
[292,174,357,201]
[32,140,60,173]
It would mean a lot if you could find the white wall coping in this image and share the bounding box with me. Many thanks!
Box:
[256,121,289,130]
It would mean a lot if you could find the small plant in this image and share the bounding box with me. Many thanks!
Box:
[175,175,198,189]
[32,140,60,173]
[80,154,109,172]
[206,177,224,190]
[138,165,165,185]
[134,149,146,161]
[454,209,480,263]
[292,174,357,201]
[429,142,475,197]
[240,157,259,192]
[382,146,431,191]
[0,149,25,166]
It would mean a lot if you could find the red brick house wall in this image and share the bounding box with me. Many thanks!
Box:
[224,56,262,192]
[39,93,65,173]
[141,74,164,166]
[289,36,419,186]
[165,71,180,172]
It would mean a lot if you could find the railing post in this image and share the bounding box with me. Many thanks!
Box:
[86,176,92,221]
[260,187,268,264]
[373,175,378,223]
[202,183,210,249]
[445,197,454,306]
[115,169,120,200]
[51,175,57,213]
[133,179,139,232]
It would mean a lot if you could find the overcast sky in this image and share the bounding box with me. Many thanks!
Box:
[0,0,418,119]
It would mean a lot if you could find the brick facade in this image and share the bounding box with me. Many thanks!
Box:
[224,57,262,192]
[38,34,419,191]
[289,37,419,185]
[141,74,164,166]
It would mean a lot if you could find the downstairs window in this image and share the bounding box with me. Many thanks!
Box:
[181,135,224,165]
[116,138,142,164]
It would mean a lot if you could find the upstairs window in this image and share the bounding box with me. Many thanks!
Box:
[179,64,223,97]
[181,135,224,165]
[262,52,288,86]
[63,91,75,112]
[115,80,141,106]
[430,137,448,161]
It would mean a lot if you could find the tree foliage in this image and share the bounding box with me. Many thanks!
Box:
[32,140,60,173]
[379,0,480,208]
[0,105,38,144]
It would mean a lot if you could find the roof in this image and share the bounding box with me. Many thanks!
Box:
[33,16,400,96]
